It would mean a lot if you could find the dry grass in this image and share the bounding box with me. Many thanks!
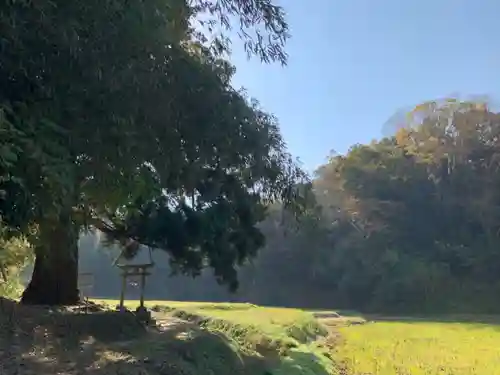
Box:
[334,318,500,375]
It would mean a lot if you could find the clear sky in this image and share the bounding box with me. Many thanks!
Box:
[229,0,500,173]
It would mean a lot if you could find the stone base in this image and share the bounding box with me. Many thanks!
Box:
[135,305,152,323]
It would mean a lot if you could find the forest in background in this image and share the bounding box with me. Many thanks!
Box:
[14,97,497,315]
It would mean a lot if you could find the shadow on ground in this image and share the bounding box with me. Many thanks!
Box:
[0,298,331,375]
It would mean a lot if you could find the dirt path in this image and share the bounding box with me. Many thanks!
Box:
[0,298,195,375]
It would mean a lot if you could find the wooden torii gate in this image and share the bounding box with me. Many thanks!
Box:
[113,242,155,313]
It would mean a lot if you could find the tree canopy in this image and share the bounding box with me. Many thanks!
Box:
[0,0,304,304]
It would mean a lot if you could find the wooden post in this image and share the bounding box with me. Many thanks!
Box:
[139,268,147,308]
[119,270,127,310]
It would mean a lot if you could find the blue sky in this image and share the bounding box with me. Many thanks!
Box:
[229,0,500,173]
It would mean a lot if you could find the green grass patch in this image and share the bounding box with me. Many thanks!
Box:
[335,319,500,375]
[93,299,337,375]
[94,299,328,345]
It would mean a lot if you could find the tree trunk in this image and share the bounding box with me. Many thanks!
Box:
[21,212,80,305]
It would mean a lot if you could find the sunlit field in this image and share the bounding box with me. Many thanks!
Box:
[93,299,337,375]
[93,299,315,337]
[92,299,500,375]
[335,319,500,375]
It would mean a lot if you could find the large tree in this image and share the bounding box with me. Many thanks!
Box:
[0,0,305,305]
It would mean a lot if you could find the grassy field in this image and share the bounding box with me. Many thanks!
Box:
[2,297,500,374]
[93,299,338,375]
[93,299,500,375]
[333,318,500,375]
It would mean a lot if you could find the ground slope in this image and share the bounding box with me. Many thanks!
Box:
[0,298,340,375]
[4,297,497,375]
